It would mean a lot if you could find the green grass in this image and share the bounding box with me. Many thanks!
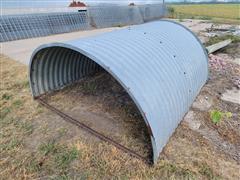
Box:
[209,110,233,124]
[2,93,12,100]
[168,4,240,24]
[39,141,58,156]
[27,158,42,173]
[0,138,22,151]
[210,110,223,124]
[54,146,78,169]
[159,163,195,179]
[39,141,79,169]
[199,163,220,180]
[12,99,23,108]
[0,107,11,119]
[19,122,34,135]
[169,4,240,19]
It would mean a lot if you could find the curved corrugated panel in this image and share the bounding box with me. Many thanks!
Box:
[29,20,208,164]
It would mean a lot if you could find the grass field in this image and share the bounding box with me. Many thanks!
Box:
[168,4,240,23]
[0,55,202,179]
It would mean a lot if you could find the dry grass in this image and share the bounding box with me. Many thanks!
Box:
[41,71,152,159]
[1,54,240,179]
[204,34,240,46]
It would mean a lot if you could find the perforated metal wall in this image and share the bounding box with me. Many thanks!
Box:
[0,4,166,42]
[0,12,89,42]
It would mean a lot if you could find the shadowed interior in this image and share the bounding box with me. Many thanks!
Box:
[30,47,103,97]
[30,46,153,161]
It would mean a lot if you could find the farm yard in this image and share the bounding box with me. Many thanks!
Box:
[1,3,240,180]
[168,4,240,24]
[1,19,240,179]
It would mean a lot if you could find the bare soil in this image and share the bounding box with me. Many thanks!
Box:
[40,72,152,159]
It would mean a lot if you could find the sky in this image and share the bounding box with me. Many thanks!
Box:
[1,0,235,8]
[1,0,181,8]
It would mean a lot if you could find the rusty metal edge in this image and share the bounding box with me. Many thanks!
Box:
[36,97,153,165]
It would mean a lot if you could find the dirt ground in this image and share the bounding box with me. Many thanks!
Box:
[1,20,240,179]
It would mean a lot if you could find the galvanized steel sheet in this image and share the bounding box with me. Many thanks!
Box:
[139,4,166,22]
[29,20,208,163]
[87,5,144,28]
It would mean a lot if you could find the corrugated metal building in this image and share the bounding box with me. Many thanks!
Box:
[29,20,208,163]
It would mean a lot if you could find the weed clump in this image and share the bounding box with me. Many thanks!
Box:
[209,110,232,124]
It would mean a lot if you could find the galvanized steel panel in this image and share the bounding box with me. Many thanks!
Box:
[87,5,144,28]
[139,4,166,22]
[29,20,208,164]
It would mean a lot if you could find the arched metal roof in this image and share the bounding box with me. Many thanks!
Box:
[29,20,208,164]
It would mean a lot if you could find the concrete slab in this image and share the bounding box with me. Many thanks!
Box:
[221,88,240,105]
[183,111,201,131]
[0,19,212,66]
[0,27,120,65]
[192,95,213,111]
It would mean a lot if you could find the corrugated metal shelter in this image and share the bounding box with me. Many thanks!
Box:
[29,20,208,163]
